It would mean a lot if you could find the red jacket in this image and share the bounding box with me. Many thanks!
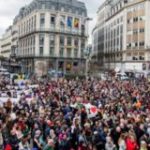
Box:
[5,144,12,150]
[126,138,138,150]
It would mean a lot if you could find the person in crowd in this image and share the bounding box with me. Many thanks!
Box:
[44,139,55,150]
[105,136,116,150]
[118,134,126,150]
[0,76,149,150]
[126,134,138,150]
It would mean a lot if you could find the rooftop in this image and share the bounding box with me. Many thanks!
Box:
[14,0,87,23]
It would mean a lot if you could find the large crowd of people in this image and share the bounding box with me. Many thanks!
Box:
[0,76,150,150]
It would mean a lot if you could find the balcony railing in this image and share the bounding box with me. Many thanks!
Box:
[19,28,88,38]
[16,53,85,59]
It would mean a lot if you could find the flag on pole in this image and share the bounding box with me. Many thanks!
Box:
[60,16,65,26]
[74,18,79,28]
[67,16,72,27]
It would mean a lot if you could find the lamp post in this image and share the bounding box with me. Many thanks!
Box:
[84,17,92,78]
[85,45,92,78]
[21,60,25,74]
[9,58,11,73]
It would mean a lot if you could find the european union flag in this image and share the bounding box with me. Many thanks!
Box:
[67,17,72,27]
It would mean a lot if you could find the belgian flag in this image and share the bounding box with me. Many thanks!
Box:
[74,18,79,28]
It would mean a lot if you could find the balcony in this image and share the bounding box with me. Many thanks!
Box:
[19,28,88,38]
[17,53,58,58]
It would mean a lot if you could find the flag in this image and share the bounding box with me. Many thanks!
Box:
[70,103,84,109]
[67,17,72,27]
[60,16,65,26]
[74,18,79,28]
[84,103,98,118]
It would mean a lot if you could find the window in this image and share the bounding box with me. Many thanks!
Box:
[73,62,78,67]
[139,16,145,21]
[74,48,78,57]
[40,47,43,56]
[127,43,131,48]
[139,56,144,60]
[81,40,85,48]
[49,47,54,56]
[74,38,79,47]
[31,17,33,31]
[40,14,45,28]
[34,15,36,29]
[42,4,45,9]
[32,36,35,45]
[50,35,55,45]
[61,7,64,11]
[117,38,119,50]
[82,12,85,17]
[67,48,72,57]
[30,37,32,46]
[133,17,138,22]
[29,19,31,32]
[142,63,146,70]
[120,17,123,22]
[139,28,144,33]
[33,48,35,55]
[60,36,65,46]
[51,6,55,11]
[120,26,123,34]
[67,37,72,46]
[117,18,119,24]
[135,42,138,47]
[133,29,138,34]
[39,34,44,45]
[59,47,64,57]
[81,25,85,35]
[133,56,138,60]
[81,48,84,57]
[127,19,131,24]
[120,36,123,50]
[117,26,119,35]
[139,41,145,46]
[51,15,55,25]
[139,3,145,9]
[58,61,64,70]
[127,53,131,56]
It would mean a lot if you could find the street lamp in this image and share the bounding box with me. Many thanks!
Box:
[84,45,92,78]
[21,60,25,74]
[84,17,93,78]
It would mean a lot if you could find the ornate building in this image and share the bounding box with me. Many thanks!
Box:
[13,0,88,75]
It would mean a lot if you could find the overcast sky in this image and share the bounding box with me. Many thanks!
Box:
[0,0,104,43]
